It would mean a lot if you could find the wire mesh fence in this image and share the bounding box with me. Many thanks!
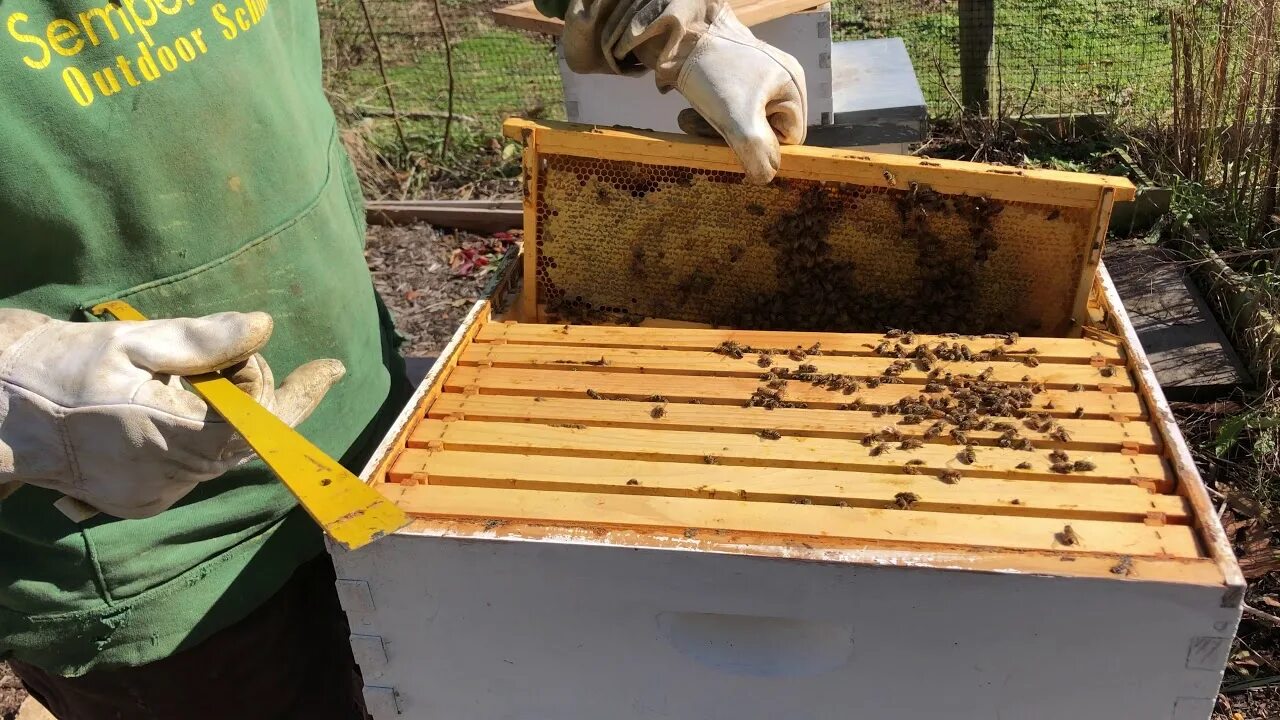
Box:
[320,0,1184,151]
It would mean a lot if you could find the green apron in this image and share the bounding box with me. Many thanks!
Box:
[0,0,401,676]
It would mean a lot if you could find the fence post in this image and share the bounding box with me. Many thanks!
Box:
[958,0,995,115]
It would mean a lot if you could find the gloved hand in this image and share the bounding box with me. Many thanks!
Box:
[559,0,807,184]
[0,309,344,519]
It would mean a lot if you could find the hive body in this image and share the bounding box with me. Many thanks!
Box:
[332,121,1242,720]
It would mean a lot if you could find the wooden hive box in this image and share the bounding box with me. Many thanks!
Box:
[331,121,1243,720]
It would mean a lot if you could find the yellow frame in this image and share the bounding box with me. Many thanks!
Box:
[503,118,1137,332]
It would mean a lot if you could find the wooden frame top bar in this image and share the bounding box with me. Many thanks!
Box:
[503,119,1137,209]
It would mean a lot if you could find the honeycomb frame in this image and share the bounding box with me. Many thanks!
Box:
[506,119,1136,338]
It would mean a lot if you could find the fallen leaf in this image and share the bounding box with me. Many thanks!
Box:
[1227,491,1264,519]
[404,289,423,301]
[1238,522,1280,580]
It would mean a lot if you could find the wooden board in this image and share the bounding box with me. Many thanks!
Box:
[408,420,1171,488]
[492,0,824,36]
[442,367,1147,419]
[371,322,1218,568]
[394,485,1199,558]
[503,120,1138,209]
[427,394,1161,452]
[477,323,1126,363]
[393,450,1189,524]
[458,344,1134,390]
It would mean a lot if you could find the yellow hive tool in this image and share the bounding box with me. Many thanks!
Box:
[85,300,409,550]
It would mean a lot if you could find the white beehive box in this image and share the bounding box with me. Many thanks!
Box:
[331,121,1243,720]
[559,8,835,134]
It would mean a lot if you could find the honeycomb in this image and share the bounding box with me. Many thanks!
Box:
[534,154,1096,336]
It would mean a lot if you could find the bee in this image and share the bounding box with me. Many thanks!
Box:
[650,405,667,419]
[924,421,946,440]
[1110,556,1133,576]
[1021,375,1032,382]
[797,363,819,374]
[757,353,773,368]
[903,464,922,475]
[978,367,994,381]
[939,469,962,485]
[869,443,891,457]
[866,377,882,388]
[806,342,823,356]
[992,422,1017,431]
[878,426,904,441]
[792,497,813,505]
[1047,209,1062,221]
[923,381,944,393]
[1071,383,1084,392]
[586,389,604,400]
[757,429,782,440]
[950,429,969,445]
[958,446,977,464]
[1024,356,1040,368]
[874,341,891,355]
[1073,406,1085,419]
[1005,332,1020,345]
[1072,460,1097,472]
[893,491,919,510]
[767,378,788,390]
[1049,449,1070,463]
[1100,366,1115,378]
[1015,438,1036,451]
[1031,382,1046,394]
[900,414,923,425]
[902,333,916,345]
[900,438,925,450]
[647,395,668,403]
[1016,461,1033,470]
[1057,525,1081,546]
[883,169,897,185]
[626,479,640,486]
[1050,461,1074,474]
[788,347,808,362]
[1050,427,1072,443]
[703,455,719,464]
[885,329,904,338]
[715,341,745,359]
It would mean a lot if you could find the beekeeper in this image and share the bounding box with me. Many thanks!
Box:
[0,0,806,716]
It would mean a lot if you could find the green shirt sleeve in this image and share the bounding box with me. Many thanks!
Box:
[533,0,571,19]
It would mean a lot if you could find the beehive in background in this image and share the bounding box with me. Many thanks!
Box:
[516,120,1131,336]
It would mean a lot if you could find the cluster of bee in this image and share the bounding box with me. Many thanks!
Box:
[1047,448,1097,475]
[712,328,1102,489]
[893,492,920,510]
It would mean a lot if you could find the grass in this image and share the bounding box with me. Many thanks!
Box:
[328,0,1183,170]
[832,0,1177,118]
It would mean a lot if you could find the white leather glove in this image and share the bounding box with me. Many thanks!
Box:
[561,0,807,184]
[0,309,345,519]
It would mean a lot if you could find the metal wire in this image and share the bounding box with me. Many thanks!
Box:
[320,0,1181,133]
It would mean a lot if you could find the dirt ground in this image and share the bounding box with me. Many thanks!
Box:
[1,662,23,720]
[365,223,517,358]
